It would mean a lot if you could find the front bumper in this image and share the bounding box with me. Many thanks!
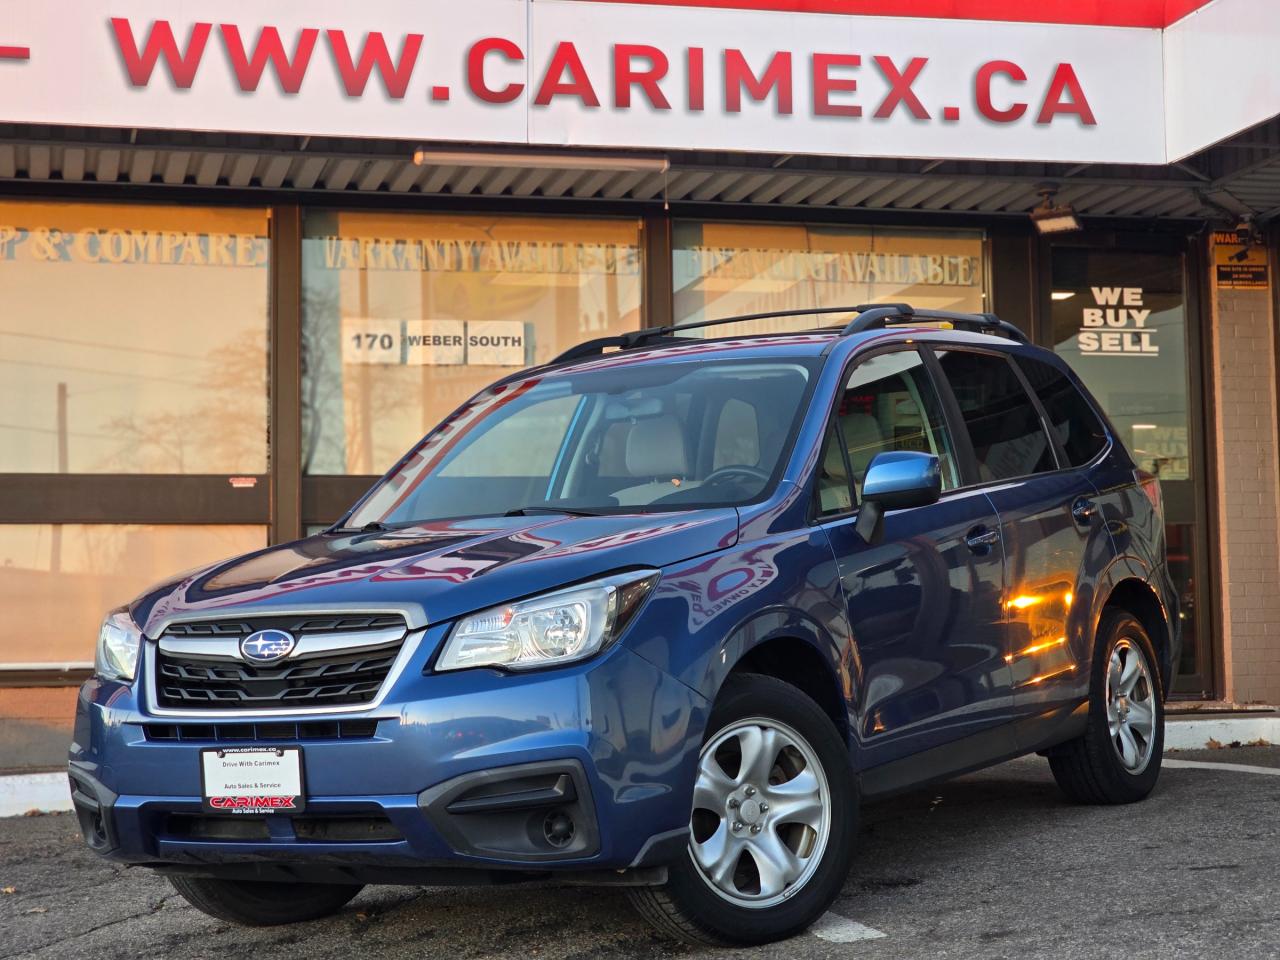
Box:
[69,626,707,881]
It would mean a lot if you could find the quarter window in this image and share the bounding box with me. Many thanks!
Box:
[1015,355,1109,467]
[935,350,1057,482]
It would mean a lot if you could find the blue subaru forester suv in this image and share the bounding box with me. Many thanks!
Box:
[70,304,1177,945]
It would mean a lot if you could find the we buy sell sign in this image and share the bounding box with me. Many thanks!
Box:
[0,0,1180,163]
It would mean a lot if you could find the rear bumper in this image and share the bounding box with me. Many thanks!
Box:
[68,634,706,881]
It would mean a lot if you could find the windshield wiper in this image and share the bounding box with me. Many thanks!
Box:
[329,520,393,534]
[505,505,609,517]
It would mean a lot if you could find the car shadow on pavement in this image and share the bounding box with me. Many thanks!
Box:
[9,754,1279,960]
[275,759,1075,958]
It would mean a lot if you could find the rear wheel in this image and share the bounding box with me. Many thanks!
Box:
[627,673,857,946]
[167,875,363,926]
[1048,609,1164,804]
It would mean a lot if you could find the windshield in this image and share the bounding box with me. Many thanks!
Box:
[345,358,818,527]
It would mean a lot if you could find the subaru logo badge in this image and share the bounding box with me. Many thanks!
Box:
[240,629,296,664]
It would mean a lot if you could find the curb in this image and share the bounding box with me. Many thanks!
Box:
[1164,714,1279,751]
[0,772,71,818]
[2,716,1275,818]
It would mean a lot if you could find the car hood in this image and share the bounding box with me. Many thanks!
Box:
[131,510,739,636]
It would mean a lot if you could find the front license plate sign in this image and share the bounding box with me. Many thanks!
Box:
[201,747,304,814]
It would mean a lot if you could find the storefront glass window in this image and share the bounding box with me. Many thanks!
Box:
[0,202,270,474]
[0,524,267,663]
[673,222,986,332]
[301,212,643,476]
[1050,247,1202,685]
[1051,250,1190,480]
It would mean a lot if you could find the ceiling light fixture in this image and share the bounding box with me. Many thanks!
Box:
[1030,183,1082,234]
[411,148,669,173]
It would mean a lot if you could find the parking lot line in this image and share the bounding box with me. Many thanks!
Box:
[1164,759,1280,776]
[809,912,888,943]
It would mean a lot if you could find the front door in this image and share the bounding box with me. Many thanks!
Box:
[816,349,1012,773]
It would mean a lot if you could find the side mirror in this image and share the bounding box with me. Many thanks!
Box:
[854,451,942,543]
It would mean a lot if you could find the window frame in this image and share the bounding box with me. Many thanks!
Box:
[0,194,278,681]
[0,196,277,527]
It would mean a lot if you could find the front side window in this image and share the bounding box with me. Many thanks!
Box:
[816,350,960,515]
[935,350,1057,482]
[347,359,816,526]
[1016,355,1109,467]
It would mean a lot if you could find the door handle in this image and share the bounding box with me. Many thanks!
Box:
[1072,498,1098,525]
[965,526,1000,552]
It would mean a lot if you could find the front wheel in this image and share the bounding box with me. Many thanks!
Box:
[167,875,363,926]
[627,673,857,946]
[1048,608,1165,804]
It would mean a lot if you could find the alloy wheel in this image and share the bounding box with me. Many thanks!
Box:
[689,717,831,908]
[1105,638,1157,774]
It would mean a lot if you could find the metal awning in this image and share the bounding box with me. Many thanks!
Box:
[3,120,1280,223]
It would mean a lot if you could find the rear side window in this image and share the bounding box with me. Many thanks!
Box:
[934,350,1057,482]
[1015,355,1109,466]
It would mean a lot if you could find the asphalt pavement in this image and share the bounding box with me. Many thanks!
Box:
[3,749,1278,960]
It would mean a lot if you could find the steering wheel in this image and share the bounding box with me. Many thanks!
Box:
[702,464,771,487]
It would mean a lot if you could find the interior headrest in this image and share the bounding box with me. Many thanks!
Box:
[625,416,689,478]
[842,413,885,475]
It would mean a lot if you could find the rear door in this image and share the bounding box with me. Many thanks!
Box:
[931,347,1116,743]
[817,347,1012,770]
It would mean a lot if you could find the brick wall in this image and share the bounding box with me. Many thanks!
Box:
[1210,275,1280,704]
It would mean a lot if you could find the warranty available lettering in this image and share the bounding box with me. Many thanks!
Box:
[321,236,641,275]
[108,19,1099,127]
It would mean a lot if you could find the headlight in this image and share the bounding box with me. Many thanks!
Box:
[436,570,659,672]
[96,608,143,681]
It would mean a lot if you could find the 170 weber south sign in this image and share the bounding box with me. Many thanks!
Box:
[0,0,1166,164]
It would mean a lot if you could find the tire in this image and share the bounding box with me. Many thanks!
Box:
[167,874,363,926]
[1048,608,1165,805]
[627,672,857,946]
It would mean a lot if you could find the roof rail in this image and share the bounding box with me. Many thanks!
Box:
[549,302,1025,364]
[841,306,1029,343]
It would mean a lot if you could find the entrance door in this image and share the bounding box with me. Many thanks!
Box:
[1048,245,1209,695]
[816,349,1011,772]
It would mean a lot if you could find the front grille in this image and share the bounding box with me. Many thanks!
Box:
[154,614,407,712]
[163,614,405,637]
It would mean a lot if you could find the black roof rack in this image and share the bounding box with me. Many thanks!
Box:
[840,305,1029,343]
[550,302,1026,364]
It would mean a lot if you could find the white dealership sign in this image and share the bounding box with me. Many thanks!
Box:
[0,0,1172,162]
[0,0,1174,163]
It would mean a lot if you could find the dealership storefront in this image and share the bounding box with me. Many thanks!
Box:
[3,0,1280,769]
